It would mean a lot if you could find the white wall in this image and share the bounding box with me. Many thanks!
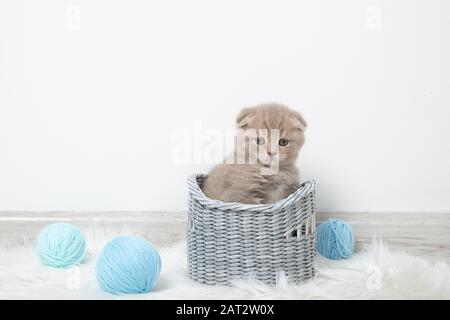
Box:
[1,0,449,212]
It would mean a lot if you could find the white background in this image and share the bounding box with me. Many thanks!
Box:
[1,0,449,212]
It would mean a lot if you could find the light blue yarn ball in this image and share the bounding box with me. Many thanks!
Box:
[317,218,354,260]
[36,223,87,268]
[96,236,161,295]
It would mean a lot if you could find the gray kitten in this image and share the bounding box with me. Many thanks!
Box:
[202,103,307,204]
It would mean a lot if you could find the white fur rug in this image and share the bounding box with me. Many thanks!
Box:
[1,227,449,300]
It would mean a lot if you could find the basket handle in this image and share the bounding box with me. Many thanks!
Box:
[187,211,196,232]
[284,213,317,239]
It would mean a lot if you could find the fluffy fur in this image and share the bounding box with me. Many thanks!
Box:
[202,103,307,204]
[0,227,449,299]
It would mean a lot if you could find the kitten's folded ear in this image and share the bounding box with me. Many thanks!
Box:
[236,107,255,128]
[290,110,308,131]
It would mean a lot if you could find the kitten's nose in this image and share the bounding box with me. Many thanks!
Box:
[267,151,273,156]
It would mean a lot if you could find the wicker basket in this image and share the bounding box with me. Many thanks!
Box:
[187,174,317,286]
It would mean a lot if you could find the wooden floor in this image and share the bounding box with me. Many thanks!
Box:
[0,211,449,263]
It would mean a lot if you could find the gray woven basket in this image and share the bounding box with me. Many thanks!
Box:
[187,174,317,286]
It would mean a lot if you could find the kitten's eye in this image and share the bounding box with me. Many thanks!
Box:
[279,138,289,146]
[256,137,265,145]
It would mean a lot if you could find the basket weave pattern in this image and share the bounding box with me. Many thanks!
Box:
[187,174,317,285]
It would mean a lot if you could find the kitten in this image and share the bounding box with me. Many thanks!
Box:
[202,103,307,204]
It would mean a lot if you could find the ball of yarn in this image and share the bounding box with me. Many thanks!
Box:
[317,218,354,260]
[36,222,87,268]
[96,236,161,295]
